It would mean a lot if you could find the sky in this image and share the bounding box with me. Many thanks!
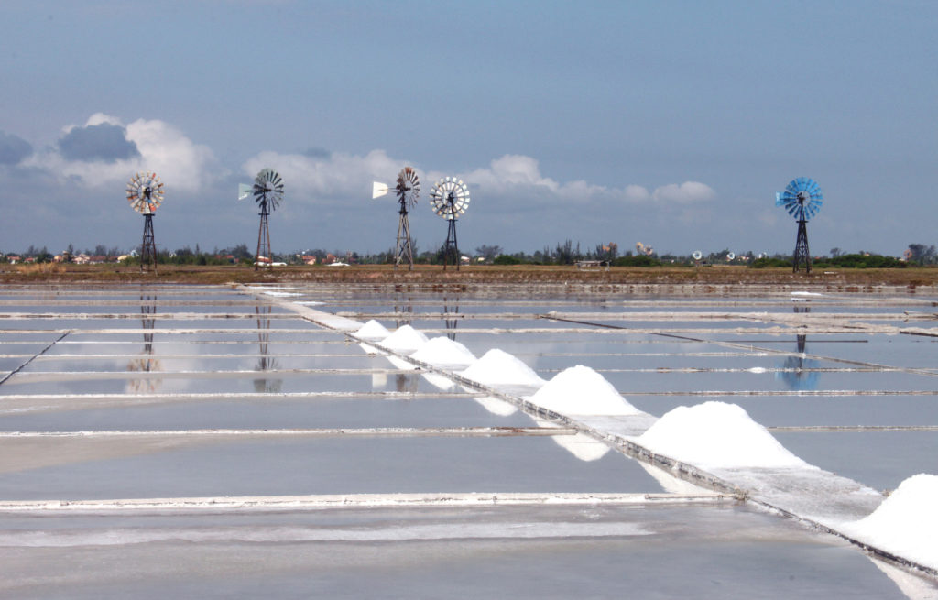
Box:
[1,0,936,258]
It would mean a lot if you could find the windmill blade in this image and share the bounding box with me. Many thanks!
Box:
[373,181,389,199]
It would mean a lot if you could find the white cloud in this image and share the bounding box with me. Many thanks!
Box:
[242,149,403,199]
[651,181,716,203]
[23,113,220,193]
[240,149,716,209]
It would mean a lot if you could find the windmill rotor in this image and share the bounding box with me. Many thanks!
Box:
[254,168,284,212]
[126,171,164,214]
[429,177,470,220]
[396,167,420,209]
[776,177,823,222]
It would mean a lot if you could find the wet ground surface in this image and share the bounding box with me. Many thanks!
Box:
[0,283,936,597]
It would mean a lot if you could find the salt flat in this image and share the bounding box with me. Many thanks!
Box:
[0,282,936,598]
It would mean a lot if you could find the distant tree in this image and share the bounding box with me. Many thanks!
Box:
[830,247,842,258]
[225,244,252,260]
[494,254,521,265]
[94,244,108,257]
[908,244,937,265]
[554,240,578,265]
[475,245,502,262]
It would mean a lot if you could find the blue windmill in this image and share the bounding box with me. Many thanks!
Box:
[776,177,823,273]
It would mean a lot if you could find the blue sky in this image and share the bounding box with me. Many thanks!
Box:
[1,0,935,257]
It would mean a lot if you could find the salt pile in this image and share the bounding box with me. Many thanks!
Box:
[381,325,429,353]
[411,337,476,368]
[461,349,545,388]
[355,320,390,342]
[843,474,938,570]
[528,365,641,416]
[637,401,810,470]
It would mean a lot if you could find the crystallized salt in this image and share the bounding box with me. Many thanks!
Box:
[528,365,641,416]
[381,325,429,354]
[411,337,476,368]
[637,401,809,469]
[843,474,938,570]
[355,320,390,341]
[460,349,545,388]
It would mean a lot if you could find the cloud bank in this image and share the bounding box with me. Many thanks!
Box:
[241,150,715,207]
[22,114,220,193]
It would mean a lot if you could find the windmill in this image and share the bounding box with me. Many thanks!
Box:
[776,177,823,273]
[126,171,164,273]
[429,177,470,270]
[241,169,284,270]
[373,167,420,269]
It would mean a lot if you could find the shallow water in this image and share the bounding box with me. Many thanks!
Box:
[1,284,936,596]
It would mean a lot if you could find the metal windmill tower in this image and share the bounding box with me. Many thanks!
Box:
[240,169,284,269]
[429,177,471,270]
[125,171,164,273]
[373,167,421,270]
[776,177,824,273]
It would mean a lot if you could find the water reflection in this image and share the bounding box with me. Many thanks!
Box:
[777,306,819,390]
[394,291,412,328]
[254,303,283,393]
[443,294,460,341]
[126,291,162,393]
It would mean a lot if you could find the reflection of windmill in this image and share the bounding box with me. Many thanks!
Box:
[443,294,460,341]
[254,303,283,393]
[240,169,284,270]
[776,177,823,273]
[126,291,162,393]
[430,177,470,270]
[777,306,819,390]
[396,371,419,394]
[373,168,420,270]
[125,172,164,273]
[394,292,412,329]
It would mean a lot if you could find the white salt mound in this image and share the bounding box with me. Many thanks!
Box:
[528,365,641,416]
[381,325,429,354]
[844,474,938,570]
[411,337,476,368]
[356,320,390,341]
[637,401,809,470]
[461,349,545,388]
